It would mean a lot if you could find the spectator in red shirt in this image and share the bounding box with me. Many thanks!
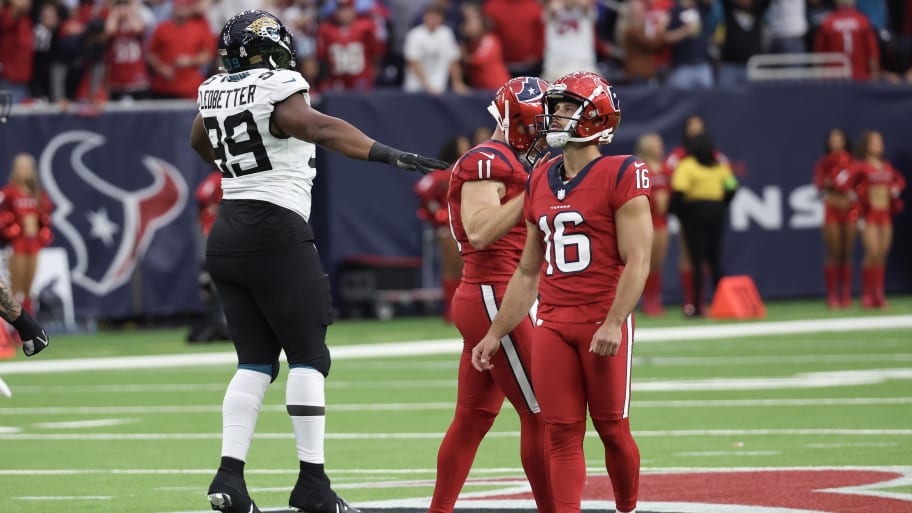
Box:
[483,0,545,77]
[316,0,385,91]
[813,0,880,80]
[0,0,35,104]
[459,2,510,90]
[147,0,215,99]
[105,0,151,101]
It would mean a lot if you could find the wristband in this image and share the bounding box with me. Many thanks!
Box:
[368,142,402,166]
[11,308,36,332]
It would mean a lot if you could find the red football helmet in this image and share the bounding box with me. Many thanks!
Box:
[537,71,621,147]
[487,76,550,152]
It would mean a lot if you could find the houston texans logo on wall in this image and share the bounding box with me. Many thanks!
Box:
[38,131,188,296]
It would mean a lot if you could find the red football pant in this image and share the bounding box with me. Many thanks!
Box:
[532,315,640,513]
[430,283,553,513]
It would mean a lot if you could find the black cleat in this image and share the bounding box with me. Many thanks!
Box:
[290,490,361,513]
[207,469,261,513]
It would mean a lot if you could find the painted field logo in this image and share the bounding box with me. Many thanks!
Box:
[440,468,912,513]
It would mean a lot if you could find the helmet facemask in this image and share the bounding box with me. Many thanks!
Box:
[538,77,621,148]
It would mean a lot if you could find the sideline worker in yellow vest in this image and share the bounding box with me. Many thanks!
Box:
[669,133,739,317]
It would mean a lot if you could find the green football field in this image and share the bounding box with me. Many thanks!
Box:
[1,297,911,513]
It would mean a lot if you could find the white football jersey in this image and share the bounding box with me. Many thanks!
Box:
[197,68,317,221]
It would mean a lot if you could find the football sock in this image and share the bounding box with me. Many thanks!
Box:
[593,418,640,513]
[221,369,270,463]
[519,412,554,513]
[548,420,587,513]
[429,405,496,513]
[287,366,326,463]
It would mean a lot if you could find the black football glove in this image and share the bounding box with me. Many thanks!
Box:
[394,153,450,175]
[11,309,49,357]
[368,142,449,175]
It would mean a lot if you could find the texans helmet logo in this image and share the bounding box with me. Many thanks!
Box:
[515,77,545,104]
[39,131,188,296]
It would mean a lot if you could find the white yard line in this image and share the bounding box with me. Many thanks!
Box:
[0,315,909,375]
[1,397,910,416]
[0,428,910,441]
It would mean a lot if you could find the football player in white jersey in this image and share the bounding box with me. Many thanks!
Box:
[189,10,448,513]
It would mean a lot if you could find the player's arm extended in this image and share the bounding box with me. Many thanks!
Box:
[460,181,523,249]
[604,195,653,328]
[472,220,543,371]
[271,93,446,173]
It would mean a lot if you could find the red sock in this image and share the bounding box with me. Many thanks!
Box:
[429,406,496,513]
[441,278,459,322]
[824,264,838,298]
[839,265,852,302]
[21,297,33,315]
[862,267,875,302]
[680,269,694,307]
[547,420,587,513]
[519,413,554,513]
[874,265,886,300]
[593,418,640,513]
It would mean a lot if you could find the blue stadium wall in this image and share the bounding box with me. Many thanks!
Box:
[0,82,909,319]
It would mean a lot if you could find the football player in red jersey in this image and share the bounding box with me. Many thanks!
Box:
[813,128,856,308]
[473,71,650,513]
[851,130,906,308]
[664,115,727,315]
[432,76,554,513]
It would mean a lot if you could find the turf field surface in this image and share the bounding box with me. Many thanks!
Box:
[0,297,910,513]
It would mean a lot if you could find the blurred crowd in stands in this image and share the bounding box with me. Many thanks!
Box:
[2,0,912,111]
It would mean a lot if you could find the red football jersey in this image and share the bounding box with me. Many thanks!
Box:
[447,140,529,284]
[813,150,854,193]
[814,8,880,80]
[316,17,383,91]
[106,27,150,92]
[524,155,651,322]
[464,33,511,91]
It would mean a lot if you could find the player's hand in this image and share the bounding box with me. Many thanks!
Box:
[590,322,621,357]
[11,309,49,357]
[395,153,449,175]
[471,334,501,371]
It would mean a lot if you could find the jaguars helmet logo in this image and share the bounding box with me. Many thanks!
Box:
[246,16,281,43]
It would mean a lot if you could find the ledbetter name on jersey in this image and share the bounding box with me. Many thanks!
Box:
[197,68,317,223]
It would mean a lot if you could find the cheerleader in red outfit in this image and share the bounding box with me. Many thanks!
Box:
[636,132,669,316]
[813,128,857,308]
[851,130,906,309]
[414,135,468,322]
[0,154,54,315]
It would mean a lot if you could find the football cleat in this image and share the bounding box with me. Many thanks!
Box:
[207,469,260,513]
[290,490,361,513]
